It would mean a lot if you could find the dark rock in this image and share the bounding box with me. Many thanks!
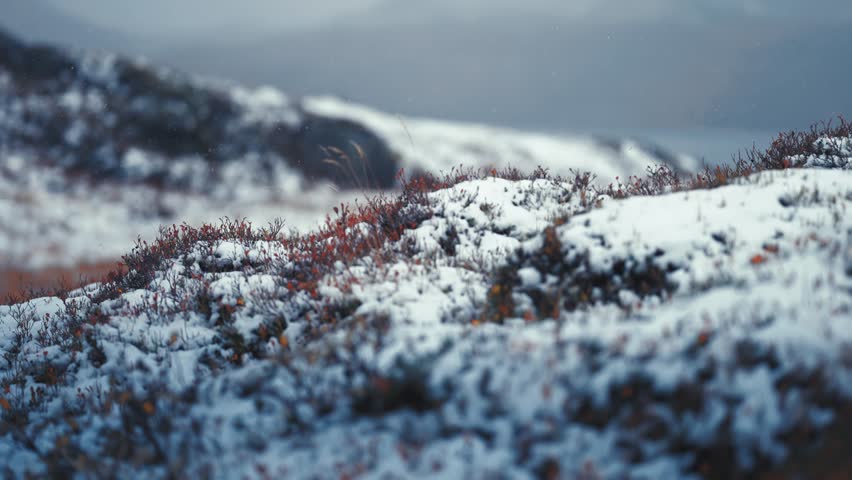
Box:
[292,114,398,189]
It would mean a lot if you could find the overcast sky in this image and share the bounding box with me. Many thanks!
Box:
[4,0,851,136]
[37,0,852,33]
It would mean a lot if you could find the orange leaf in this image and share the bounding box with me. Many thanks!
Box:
[750,254,767,265]
[142,401,155,415]
[0,397,11,410]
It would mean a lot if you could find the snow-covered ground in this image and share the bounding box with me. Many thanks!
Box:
[0,154,366,270]
[1,162,849,478]
[0,90,697,272]
[1,33,699,273]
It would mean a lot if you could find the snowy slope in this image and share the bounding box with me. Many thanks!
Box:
[1,30,700,275]
[305,96,701,181]
[1,160,850,478]
[0,154,366,270]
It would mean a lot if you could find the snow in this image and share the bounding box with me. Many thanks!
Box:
[0,162,365,269]
[303,96,700,180]
[1,163,850,478]
[800,136,852,168]
[2,36,852,476]
[230,85,301,127]
[1,45,707,276]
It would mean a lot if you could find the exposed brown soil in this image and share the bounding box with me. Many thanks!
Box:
[1,260,121,303]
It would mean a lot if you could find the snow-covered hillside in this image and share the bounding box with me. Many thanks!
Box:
[1,29,695,275]
[2,27,851,478]
[303,96,700,181]
[1,146,850,478]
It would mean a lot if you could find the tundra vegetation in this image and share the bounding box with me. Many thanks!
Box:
[0,119,851,479]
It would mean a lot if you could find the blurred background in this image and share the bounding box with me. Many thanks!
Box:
[2,0,851,297]
[6,0,852,156]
